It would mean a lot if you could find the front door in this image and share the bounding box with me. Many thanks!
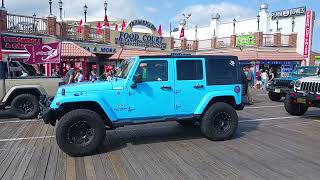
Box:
[174,58,206,115]
[126,59,175,120]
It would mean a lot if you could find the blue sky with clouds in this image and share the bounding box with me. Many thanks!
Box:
[6,0,320,52]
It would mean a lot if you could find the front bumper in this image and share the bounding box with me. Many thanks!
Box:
[290,91,320,107]
[268,86,291,95]
[38,96,57,126]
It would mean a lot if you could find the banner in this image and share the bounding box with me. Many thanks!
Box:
[1,34,42,51]
[25,42,61,64]
[303,10,312,58]
[237,35,255,46]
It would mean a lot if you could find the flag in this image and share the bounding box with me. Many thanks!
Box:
[115,24,119,31]
[96,22,102,35]
[121,20,126,31]
[180,27,185,38]
[76,19,83,33]
[157,25,162,36]
[103,15,110,27]
[25,42,61,64]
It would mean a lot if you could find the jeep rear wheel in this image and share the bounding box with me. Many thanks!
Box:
[200,102,238,141]
[11,94,39,119]
[284,95,308,116]
[268,92,282,101]
[56,109,106,157]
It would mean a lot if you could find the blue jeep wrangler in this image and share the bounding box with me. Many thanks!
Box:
[268,66,319,101]
[40,55,244,156]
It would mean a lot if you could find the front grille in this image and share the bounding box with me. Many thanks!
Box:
[300,82,320,93]
[274,80,291,88]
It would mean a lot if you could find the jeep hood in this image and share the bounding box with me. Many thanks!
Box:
[298,76,320,83]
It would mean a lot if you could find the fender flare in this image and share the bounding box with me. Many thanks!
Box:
[2,85,47,104]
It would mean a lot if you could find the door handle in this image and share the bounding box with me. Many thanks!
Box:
[194,84,204,89]
[161,85,172,90]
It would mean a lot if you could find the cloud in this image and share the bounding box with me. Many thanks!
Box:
[144,6,158,13]
[6,0,141,21]
[172,2,256,26]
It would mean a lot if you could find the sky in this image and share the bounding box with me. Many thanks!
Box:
[5,0,320,52]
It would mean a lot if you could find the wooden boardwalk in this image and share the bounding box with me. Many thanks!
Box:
[0,92,320,180]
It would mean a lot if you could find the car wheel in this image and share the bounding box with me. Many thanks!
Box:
[200,102,238,141]
[284,95,308,116]
[268,92,282,101]
[177,120,195,126]
[11,94,39,119]
[56,109,106,157]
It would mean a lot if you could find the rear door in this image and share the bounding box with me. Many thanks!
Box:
[174,58,206,115]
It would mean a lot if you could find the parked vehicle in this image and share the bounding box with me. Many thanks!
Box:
[0,54,63,119]
[268,66,319,101]
[39,55,245,156]
[284,76,320,116]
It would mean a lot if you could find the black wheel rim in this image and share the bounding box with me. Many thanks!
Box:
[212,112,232,135]
[16,99,34,114]
[67,121,95,145]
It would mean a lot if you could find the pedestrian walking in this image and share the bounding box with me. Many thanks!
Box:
[89,70,98,82]
[268,67,275,83]
[64,64,75,84]
[261,69,269,93]
[245,66,254,105]
[74,69,84,83]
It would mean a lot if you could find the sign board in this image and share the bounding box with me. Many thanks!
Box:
[303,10,312,58]
[271,6,306,20]
[128,20,157,32]
[76,43,117,54]
[1,34,42,51]
[25,42,61,64]
[236,35,255,46]
[281,65,293,77]
[315,56,320,61]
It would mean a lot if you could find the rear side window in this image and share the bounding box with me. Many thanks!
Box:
[177,60,203,80]
[0,62,5,79]
[206,58,239,85]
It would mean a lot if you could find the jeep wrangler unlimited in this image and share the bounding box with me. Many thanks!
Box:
[268,66,318,102]
[40,55,244,156]
[0,54,63,119]
[284,76,320,116]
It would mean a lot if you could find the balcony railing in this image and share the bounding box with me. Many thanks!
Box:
[281,34,290,47]
[217,37,230,48]
[7,13,47,35]
[186,40,193,50]
[173,39,181,50]
[263,34,274,47]
[89,28,103,42]
[198,39,211,50]
[65,24,83,41]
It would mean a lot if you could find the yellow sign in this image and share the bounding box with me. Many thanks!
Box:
[315,56,320,61]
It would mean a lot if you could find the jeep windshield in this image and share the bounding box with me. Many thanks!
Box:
[291,67,318,77]
[115,58,135,79]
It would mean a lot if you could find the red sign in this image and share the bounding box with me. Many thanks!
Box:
[1,34,42,51]
[303,10,312,58]
[25,42,61,64]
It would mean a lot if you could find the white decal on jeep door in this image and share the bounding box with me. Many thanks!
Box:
[229,60,235,67]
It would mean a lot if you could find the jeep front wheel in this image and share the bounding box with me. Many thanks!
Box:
[56,109,106,157]
[11,94,39,119]
[200,102,238,141]
[268,92,282,101]
[284,95,308,116]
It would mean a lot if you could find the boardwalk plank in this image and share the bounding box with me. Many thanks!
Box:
[83,156,97,180]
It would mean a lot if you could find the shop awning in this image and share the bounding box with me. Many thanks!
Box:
[198,50,304,61]
[62,42,96,58]
[109,48,168,60]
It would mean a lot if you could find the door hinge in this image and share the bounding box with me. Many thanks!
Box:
[175,104,182,109]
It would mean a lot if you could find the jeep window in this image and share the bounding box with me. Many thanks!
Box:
[7,61,44,78]
[0,62,6,79]
[176,60,203,80]
[206,58,239,85]
[135,60,168,82]
[115,58,134,79]
[292,67,318,76]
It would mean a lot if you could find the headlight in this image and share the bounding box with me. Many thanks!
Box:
[295,80,301,87]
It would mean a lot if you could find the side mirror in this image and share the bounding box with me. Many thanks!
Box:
[131,74,142,89]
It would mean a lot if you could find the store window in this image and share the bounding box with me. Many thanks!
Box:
[135,60,168,82]
[176,60,203,80]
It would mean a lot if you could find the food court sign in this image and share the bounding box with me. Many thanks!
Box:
[1,34,42,51]
[271,6,306,20]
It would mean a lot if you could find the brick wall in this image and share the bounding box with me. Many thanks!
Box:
[0,9,7,33]
[254,32,263,47]
[274,32,281,47]
[46,16,57,36]
[289,33,297,48]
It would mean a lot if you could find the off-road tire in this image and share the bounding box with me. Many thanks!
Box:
[11,94,39,119]
[200,102,238,141]
[56,109,106,157]
[177,120,195,126]
[268,92,282,101]
[284,95,308,116]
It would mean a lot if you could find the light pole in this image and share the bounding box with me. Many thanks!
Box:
[49,0,52,15]
[182,13,191,29]
[104,1,108,17]
[276,18,279,32]
[33,13,36,31]
[291,16,295,32]
[257,15,260,31]
[58,0,63,20]
[1,0,4,8]
[233,18,236,34]
[83,4,88,23]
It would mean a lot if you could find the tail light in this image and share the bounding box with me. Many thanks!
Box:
[234,86,241,93]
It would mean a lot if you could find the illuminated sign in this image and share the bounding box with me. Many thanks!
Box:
[271,7,306,20]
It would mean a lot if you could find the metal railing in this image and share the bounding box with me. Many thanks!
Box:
[217,37,230,48]
[89,28,103,42]
[173,39,181,50]
[198,39,212,50]
[7,13,47,35]
[263,34,274,47]
[281,34,290,47]
[186,40,193,50]
[65,24,83,41]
